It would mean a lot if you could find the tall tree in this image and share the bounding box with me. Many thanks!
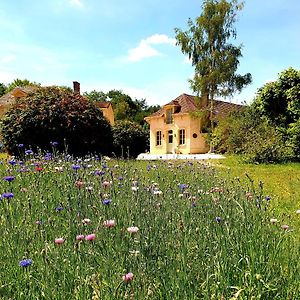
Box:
[175,0,251,150]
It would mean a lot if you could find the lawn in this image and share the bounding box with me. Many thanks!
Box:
[0,153,300,299]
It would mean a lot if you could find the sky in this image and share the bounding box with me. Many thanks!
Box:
[0,0,300,106]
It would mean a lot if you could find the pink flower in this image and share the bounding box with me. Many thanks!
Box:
[103,220,116,228]
[76,234,85,241]
[102,181,110,188]
[85,233,96,241]
[282,224,289,230]
[122,272,134,282]
[54,238,65,245]
[127,226,139,233]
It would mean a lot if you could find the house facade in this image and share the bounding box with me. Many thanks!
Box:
[144,93,244,155]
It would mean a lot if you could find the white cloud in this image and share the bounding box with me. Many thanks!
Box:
[125,34,176,62]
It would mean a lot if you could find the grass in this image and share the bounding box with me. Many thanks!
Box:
[0,153,300,299]
[213,155,300,232]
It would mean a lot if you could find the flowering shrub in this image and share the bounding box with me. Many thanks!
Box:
[1,86,113,156]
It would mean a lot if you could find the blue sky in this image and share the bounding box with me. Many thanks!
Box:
[1,0,300,106]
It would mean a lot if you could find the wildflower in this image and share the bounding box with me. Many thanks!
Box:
[4,176,15,182]
[122,272,134,282]
[82,218,91,225]
[54,166,64,172]
[35,220,42,225]
[25,149,33,155]
[153,189,162,195]
[94,170,105,176]
[76,234,85,241]
[8,160,16,166]
[103,220,116,228]
[54,238,65,245]
[215,216,222,223]
[179,183,188,191]
[102,199,112,205]
[127,226,139,233]
[131,186,139,192]
[270,218,278,224]
[281,224,289,231]
[19,259,33,267]
[72,164,81,170]
[20,187,28,193]
[102,181,110,188]
[2,192,13,199]
[17,143,24,148]
[296,209,300,214]
[191,201,197,207]
[75,181,84,188]
[55,206,64,212]
[85,233,96,241]
[50,141,58,147]
[35,166,43,172]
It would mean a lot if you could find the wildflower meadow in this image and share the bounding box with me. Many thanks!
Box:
[0,150,300,299]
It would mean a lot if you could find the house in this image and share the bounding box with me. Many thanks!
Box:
[0,81,115,126]
[144,93,244,154]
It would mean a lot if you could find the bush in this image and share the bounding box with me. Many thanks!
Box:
[1,86,113,156]
[112,120,149,158]
[213,108,293,163]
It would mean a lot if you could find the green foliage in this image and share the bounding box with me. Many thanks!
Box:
[213,108,293,163]
[175,0,251,100]
[112,120,149,158]
[253,67,300,126]
[0,83,7,96]
[5,78,40,93]
[83,90,108,102]
[1,86,112,156]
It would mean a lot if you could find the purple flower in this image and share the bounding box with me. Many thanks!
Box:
[215,216,222,223]
[8,160,16,166]
[17,144,24,148]
[94,170,105,176]
[2,192,14,199]
[179,183,188,191]
[25,149,33,155]
[265,196,271,201]
[19,259,33,267]
[55,206,64,212]
[72,165,81,170]
[102,199,112,205]
[4,176,15,182]
[50,141,58,147]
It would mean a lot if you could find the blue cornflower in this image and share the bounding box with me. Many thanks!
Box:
[50,141,58,147]
[55,206,64,212]
[19,259,33,267]
[215,216,222,223]
[94,170,105,176]
[8,160,16,166]
[102,199,112,205]
[72,164,81,170]
[25,149,33,155]
[179,183,188,191]
[265,196,271,201]
[18,143,24,148]
[2,192,14,199]
[4,176,15,182]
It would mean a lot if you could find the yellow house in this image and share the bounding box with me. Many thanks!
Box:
[95,102,115,125]
[144,93,244,154]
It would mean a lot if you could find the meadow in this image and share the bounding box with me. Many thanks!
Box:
[0,152,300,299]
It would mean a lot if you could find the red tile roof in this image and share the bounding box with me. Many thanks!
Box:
[147,93,244,119]
[95,102,111,109]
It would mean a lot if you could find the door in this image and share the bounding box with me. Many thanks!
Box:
[166,130,173,153]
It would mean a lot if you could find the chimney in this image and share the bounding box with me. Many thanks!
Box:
[73,81,80,94]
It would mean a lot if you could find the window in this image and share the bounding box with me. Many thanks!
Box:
[156,131,162,146]
[166,109,173,124]
[179,129,186,145]
[168,130,173,143]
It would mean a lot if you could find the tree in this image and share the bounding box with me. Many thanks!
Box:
[1,86,112,156]
[253,67,300,127]
[175,0,251,150]
[83,90,108,102]
[5,78,40,93]
[112,121,149,158]
[0,83,6,96]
